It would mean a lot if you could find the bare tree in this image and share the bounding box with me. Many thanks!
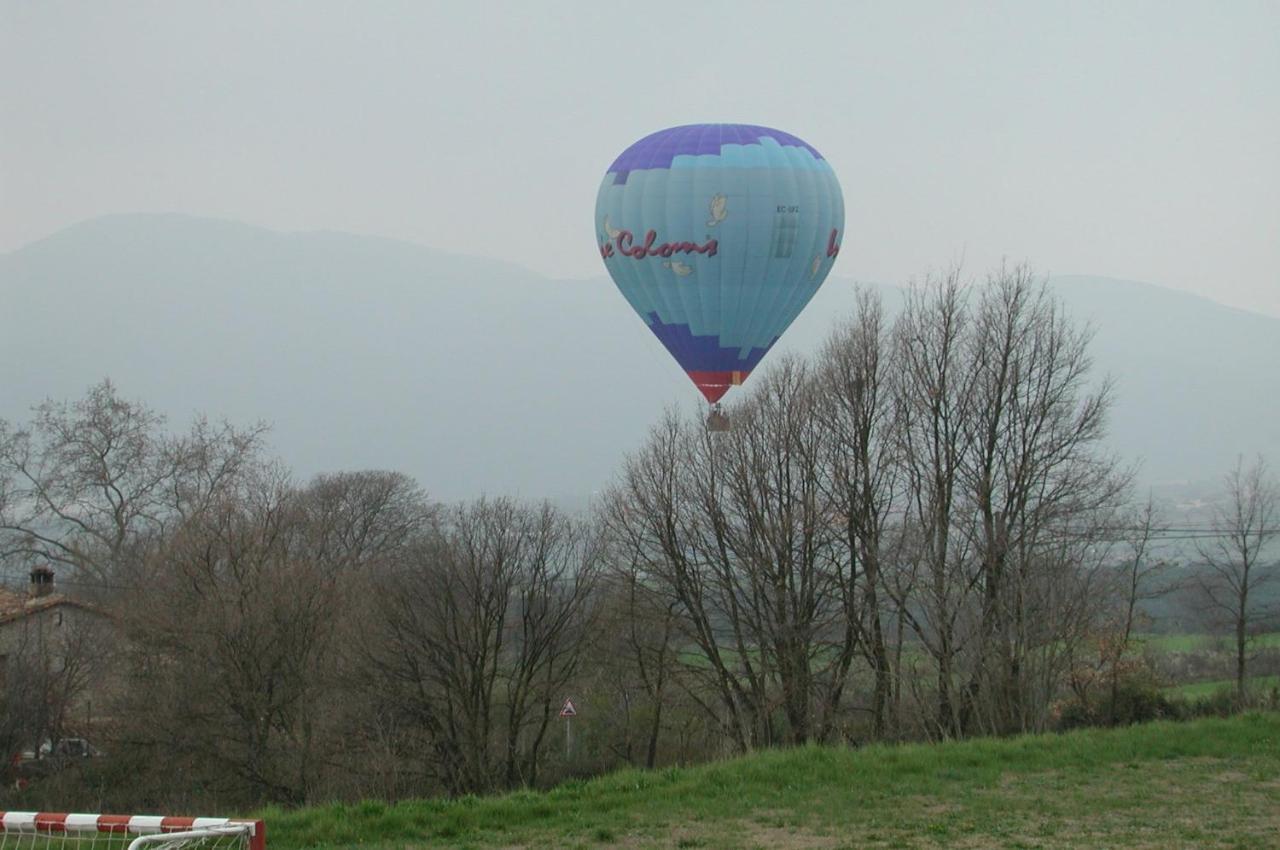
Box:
[594,544,680,769]
[0,380,266,586]
[118,461,349,805]
[0,381,170,581]
[1061,495,1176,725]
[1113,497,1174,652]
[605,358,861,749]
[296,470,435,571]
[891,270,976,737]
[0,644,43,775]
[602,411,759,750]
[164,415,271,523]
[1194,456,1279,702]
[701,357,848,745]
[956,265,1125,733]
[815,288,903,737]
[367,498,599,795]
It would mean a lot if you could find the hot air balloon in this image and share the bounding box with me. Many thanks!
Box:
[595,124,844,414]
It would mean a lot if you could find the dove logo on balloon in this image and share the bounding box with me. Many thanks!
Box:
[594,123,845,404]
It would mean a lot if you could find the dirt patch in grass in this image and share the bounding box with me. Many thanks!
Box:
[739,823,843,849]
[1213,769,1250,783]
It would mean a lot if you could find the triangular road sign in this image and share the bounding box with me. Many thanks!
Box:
[559,698,578,718]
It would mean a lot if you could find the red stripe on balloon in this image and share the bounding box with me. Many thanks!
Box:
[686,371,750,404]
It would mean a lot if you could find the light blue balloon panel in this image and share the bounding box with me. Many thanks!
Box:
[595,124,844,402]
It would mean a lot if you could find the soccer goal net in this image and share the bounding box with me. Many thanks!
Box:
[0,814,263,850]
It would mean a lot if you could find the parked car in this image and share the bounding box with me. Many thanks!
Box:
[17,737,104,763]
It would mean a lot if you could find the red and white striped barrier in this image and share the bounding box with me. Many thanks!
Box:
[0,814,263,850]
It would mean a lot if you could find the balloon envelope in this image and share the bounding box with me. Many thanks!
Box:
[595,124,844,403]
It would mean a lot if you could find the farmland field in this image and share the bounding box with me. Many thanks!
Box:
[1164,675,1280,700]
[263,713,1280,849]
[1137,632,1280,653]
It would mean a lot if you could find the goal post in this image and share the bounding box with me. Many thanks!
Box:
[0,814,263,850]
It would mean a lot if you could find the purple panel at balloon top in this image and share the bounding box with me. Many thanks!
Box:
[608,124,825,184]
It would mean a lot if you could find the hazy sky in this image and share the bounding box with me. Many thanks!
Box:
[3,1,1278,316]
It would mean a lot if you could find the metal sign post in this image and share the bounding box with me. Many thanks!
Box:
[559,698,577,759]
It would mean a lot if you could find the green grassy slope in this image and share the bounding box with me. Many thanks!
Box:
[262,713,1280,849]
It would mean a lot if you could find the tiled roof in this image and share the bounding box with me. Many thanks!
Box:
[0,587,25,619]
[0,589,99,625]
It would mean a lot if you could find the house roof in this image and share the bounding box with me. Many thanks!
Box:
[0,588,103,626]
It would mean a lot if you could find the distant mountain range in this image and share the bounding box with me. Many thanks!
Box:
[2,214,1277,505]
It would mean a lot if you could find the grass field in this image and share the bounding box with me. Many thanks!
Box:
[1164,675,1280,700]
[262,713,1280,849]
[1136,632,1280,653]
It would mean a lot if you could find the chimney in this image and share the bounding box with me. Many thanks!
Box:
[29,565,54,598]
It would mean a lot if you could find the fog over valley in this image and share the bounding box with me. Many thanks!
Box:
[2,213,1275,506]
